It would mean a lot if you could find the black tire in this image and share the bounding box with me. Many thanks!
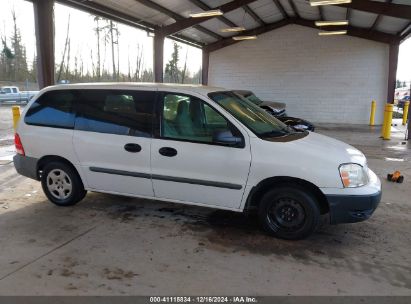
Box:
[387,174,393,181]
[397,176,404,183]
[41,161,87,206]
[258,185,320,240]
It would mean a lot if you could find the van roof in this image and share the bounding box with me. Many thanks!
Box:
[42,82,227,96]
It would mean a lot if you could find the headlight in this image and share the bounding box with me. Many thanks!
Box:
[339,163,368,188]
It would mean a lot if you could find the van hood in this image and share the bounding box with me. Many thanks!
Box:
[250,131,368,189]
[289,131,367,166]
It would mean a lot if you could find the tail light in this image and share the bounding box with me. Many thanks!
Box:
[14,133,25,156]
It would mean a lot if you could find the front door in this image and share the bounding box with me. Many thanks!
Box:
[73,89,156,197]
[150,92,251,210]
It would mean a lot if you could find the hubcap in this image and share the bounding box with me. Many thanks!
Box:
[46,169,72,200]
[268,197,306,230]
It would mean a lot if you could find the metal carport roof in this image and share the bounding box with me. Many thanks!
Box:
[55,0,411,48]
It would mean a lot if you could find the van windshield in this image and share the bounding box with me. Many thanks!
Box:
[208,91,292,138]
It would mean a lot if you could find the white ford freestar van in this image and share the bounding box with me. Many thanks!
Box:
[14,83,381,239]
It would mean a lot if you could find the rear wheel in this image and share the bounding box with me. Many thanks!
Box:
[41,161,86,206]
[258,185,320,240]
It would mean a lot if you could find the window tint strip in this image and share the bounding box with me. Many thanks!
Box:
[89,167,242,190]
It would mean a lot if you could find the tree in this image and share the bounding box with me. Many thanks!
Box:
[57,14,71,81]
[109,20,117,80]
[93,16,102,80]
[165,42,181,83]
[180,50,188,84]
[0,36,14,80]
[134,43,144,81]
[10,10,29,81]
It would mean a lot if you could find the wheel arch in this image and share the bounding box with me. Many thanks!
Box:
[36,155,83,183]
[245,176,329,215]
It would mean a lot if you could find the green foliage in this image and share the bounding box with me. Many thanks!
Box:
[1,40,14,59]
[0,10,29,82]
[165,42,181,83]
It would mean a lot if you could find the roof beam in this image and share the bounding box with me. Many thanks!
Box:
[370,0,392,32]
[400,22,411,41]
[336,0,411,21]
[134,0,181,20]
[370,15,383,31]
[272,0,289,19]
[187,0,238,28]
[134,0,222,39]
[58,0,154,32]
[205,17,400,53]
[158,0,258,36]
[243,5,266,26]
[294,18,399,44]
[288,0,300,19]
[346,8,351,21]
[318,6,325,20]
[56,0,204,47]
[205,18,291,52]
[399,22,411,36]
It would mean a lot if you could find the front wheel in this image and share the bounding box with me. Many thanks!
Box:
[41,161,87,206]
[258,185,320,240]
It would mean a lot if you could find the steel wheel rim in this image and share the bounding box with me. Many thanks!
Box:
[46,169,72,200]
[267,197,306,231]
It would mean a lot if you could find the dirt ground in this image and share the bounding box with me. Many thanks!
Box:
[0,105,410,295]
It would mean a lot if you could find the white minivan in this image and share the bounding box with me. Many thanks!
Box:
[14,83,381,239]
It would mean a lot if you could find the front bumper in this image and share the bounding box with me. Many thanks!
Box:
[326,190,381,224]
[323,168,381,224]
[13,154,39,180]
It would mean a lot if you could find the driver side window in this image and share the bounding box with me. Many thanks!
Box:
[161,93,235,145]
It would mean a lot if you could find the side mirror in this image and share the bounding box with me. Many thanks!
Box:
[0,91,5,94]
[212,129,242,146]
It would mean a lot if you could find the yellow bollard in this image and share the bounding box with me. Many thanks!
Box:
[12,106,21,132]
[402,101,409,126]
[381,104,388,137]
[369,100,376,126]
[382,103,393,140]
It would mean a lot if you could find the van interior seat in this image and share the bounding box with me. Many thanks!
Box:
[104,95,135,113]
[175,100,195,136]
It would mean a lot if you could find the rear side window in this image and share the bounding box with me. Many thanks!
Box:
[75,90,155,137]
[24,90,75,128]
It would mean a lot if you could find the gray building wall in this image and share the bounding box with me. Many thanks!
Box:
[209,24,389,124]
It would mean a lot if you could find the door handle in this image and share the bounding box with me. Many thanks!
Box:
[159,147,177,157]
[124,143,142,153]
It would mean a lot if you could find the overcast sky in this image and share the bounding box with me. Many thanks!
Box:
[0,0,410,82]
